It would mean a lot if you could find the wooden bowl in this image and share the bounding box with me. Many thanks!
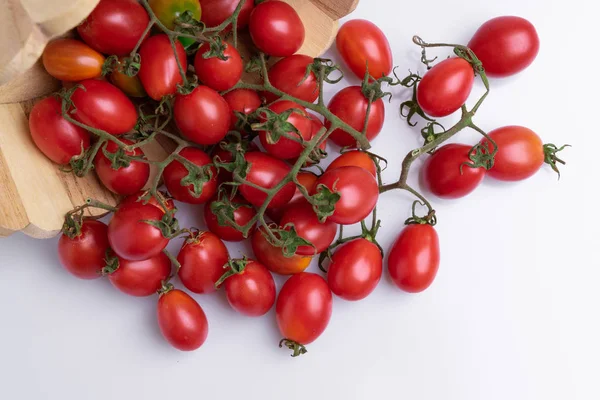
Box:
[0,0,358,238]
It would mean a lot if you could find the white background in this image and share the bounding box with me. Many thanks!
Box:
[1,0,599,399]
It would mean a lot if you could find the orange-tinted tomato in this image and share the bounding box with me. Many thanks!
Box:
[251,226,312,275]
[42,39,105,81]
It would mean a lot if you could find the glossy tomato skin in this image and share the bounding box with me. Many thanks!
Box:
[223,260,276,316]
[149,0,202,48]
[249,1,304,57]
[157,289,208,351]
[222,89,262,131]
[204,196,257,242]
[77,0,150,56]
[138,34,187,100]
[108,252,172,297]
[327,238,382,301]
[417,58,475,118]
[388,224,440,293]
[326,150,376,177]
[174,86,231,145]
[200,0,254,28]
[481,126,544,181]
[240,152,296,209]
[276,272,332,345]
[71,79,138,135]
[268,55,318,103]
[58,220,109,279]
[325,86,385,147]
[468,16,540,78]
[194,42,243,91]
[422,144,486,199]
[267,171,318,223]
[336,19,392,80]
[94,140,150,196]
[177,231,229,294]
[119,190,176,213]
[108,203,169,261]
[314,166,378,225]
[163,147,217,204]
[258,101,312,160]
[280,201,337,256]
[42,39,104,81]
[29,97,90,165]
[252,226,312,275]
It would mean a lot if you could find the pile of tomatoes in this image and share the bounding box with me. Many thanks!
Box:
[28,0,563,356]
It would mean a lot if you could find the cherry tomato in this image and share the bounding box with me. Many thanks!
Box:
[249,1,304,57]
[29,97,90,165]
[94,140,150,196]
[267,55,318,103]
[276,272,332,346]
[71,79,138,135]
[204,195,257,242]
[468,16,540,78]
[107,252,171,297]
[480,126,545,181]
[42,39,104,81]
[222,89,262,131]
[108,202,170,261]
[220,259,276,316]
[267,171,318,223]
[295,113,328,166]
[157,289,208,351]
[177,231,229,294]
[174,86,231,145]
[326,151,376,177]
[163,147,217,204]
[149,0,202,48]
[119,190,176,213]
[422,144,486,199]
[110,59,147,97]
[325,86,385,147]
[313,166,378,225]
[252,225,312,275]
[240,152,296,209]
[280,201,337,256]
[417,58,474,118]
[138,34,187,100]
[258,101,312,160]
[388,224,440,293]
[77,0,150,56]
[58,220,108,279]
[194,41,242,91]
[336,19,392,80]
[200,0,254,29]
[327,238,382,301]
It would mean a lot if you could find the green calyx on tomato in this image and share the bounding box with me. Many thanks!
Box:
[267,226,314,258]
[279,339,307,358]
[214,257,248,288]
[101,250,120,275]
[310,184,341,222]
[209,191,250,229]
[179,162,215,199]
[100,142,132,170]
[149,0,202,48]
[404,200,437,227]
[252,107,304,145]
[543,143,570,178]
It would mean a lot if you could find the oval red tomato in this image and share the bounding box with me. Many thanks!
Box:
[29,96,90,165]
[417,57,474,118]
[422,143,486,199]
[58,220,108,280]
[174,86,231,145]
[94,140,150,196]
[276,272,332,347]
[108,202,170,261]
[280,201,337,256]
[336,19,393,80]
[220,259,276,317]
[157,289,208,351]
[481,126,545,181]
[177,231,230,294]
[267,170,318,223]
[240,152,296,209]
[77,0,150,56]
[194,41,243,91]
[327,238,382,301]
[251,226,312,275]
[200,0,254,29]
[71,79,138,135]
[258,101,312,160]
[388,224,440,293]
[325,86,385,148]
[138,34,187,100]
[267,55,318,103]
[222,89,262,131]
[163,147,217,204]
[313,166,378,225]
[326,150,376,177]
[107,252,171,297]
[468,16,540,78]
[42,39,104,81]
[204,195,257,242]
[249,0,304,57]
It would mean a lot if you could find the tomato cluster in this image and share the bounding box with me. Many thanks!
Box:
[34,0,563,356]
